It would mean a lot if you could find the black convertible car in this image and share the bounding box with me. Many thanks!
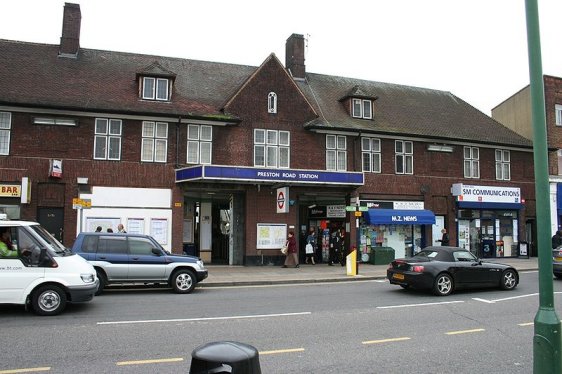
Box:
[387,246,519,296]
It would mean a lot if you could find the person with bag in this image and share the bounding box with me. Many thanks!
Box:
[304,228,316,265]
[282,231,299,268]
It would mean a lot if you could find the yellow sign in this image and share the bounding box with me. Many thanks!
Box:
[72,198,92,209]
[0,184,21,197]
[346,250,357,276]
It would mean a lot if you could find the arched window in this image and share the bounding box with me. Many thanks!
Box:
[268,92,277,114]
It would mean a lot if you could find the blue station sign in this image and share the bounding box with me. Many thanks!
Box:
[175,165,364,186]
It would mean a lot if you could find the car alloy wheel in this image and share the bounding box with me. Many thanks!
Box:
[501,269,518,290]
[171,269,196,294]
[433,273,453,296]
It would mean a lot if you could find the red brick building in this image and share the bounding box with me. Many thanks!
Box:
[0,3,535,265]
[492,75,562,253]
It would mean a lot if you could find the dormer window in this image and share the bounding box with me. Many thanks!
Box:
[352,98,372,119]
[142,77,170,101]
[268,92,277,114]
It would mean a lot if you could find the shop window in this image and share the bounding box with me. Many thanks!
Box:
[495,149,511,180]
[361,137,381,173]
[268,92,277,114]
[395,140,413,174]
[187,125,212,164]
[94,118,121,160]
[463,146,480,178]
[141,121,168,162]
[0,112,11,155]
[326,135,347,171]
[254,129,289,168]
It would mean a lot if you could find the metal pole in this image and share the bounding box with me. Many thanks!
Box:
[524,1,562,372]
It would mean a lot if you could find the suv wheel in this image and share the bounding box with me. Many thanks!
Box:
[31,285,67,316]
[95,269,107,296]
[171,269,196,294]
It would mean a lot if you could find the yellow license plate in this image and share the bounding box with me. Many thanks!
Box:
[554,257,562,262]
[393,273,405,280]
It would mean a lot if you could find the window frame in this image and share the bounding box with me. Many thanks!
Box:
[556,104,562,126]
[395,140,413,175]
[361,137,381,173]
[254,129,290,168]
[326,135,347,171]
[142,77,170,101]
[268,92,277,114]
[0,112,12,156]
[495,149,511,181]
[463,146,480,179]
[94,118,122,160]
[186,124,212,165]
[141,121,168,163]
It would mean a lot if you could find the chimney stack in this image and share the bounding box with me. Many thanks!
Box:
[59,3,81,57]
[285,34,306,80]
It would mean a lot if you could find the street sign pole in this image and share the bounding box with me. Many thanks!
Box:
[525,1,561,372]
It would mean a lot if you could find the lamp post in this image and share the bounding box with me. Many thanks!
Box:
[524,1,561,372]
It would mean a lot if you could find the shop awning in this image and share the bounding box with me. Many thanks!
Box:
[364,209,436,225]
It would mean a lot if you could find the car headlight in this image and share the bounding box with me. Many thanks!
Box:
[197,260,205,268]
[81,273,95,283]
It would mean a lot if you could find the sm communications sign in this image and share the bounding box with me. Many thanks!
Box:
[451,183,520,204]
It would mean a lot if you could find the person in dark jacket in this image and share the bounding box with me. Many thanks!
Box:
[436,228,450,246]
[552,230,562,249]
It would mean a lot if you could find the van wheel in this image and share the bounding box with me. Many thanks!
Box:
[95,270,107,296]
[171,269,196,294]
[31,285,67,316]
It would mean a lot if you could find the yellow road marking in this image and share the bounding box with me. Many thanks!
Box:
[446,328,485,335]
[260,348,305,355]
[116,358,184,366]
[0,368,50,374]
[362,337,411,345]
[518,322,534,326]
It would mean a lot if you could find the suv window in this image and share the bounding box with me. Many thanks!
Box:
[129,237,156,256]
[98,236,127,254]
[81,235,98,253]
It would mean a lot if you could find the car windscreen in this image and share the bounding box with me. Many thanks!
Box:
[29,224,70,255]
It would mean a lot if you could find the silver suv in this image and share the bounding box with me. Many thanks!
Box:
[72,232,207,295]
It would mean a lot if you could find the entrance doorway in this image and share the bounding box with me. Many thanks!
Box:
[38,207,64,243]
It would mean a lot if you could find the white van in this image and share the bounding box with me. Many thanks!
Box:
[0,220,98,316]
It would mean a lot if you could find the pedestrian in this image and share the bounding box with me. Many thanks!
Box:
[328,229,338,266]
[436,228,450,246]
[337,228,346,266]
[552,230,562,249]
[95,226,102,232]
[305,228,316,265]
[282,231,299,268]
[117,223,126,233]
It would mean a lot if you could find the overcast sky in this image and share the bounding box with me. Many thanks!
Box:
[2,0,561,115]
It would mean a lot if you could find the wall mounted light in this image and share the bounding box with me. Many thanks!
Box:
[76,177,88,185]
[427,144,454,153]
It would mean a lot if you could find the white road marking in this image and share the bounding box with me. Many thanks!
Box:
[0,368,51,374]
[362,337,411,345]
[377,300,464,309]
[472,298,496,304]
[260,348,305,355]
[446,328,485,335]
[116,358,184,366]
[97,311,311,325]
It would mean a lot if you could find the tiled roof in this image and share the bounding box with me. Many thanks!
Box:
[0,39,532,148]
[0,39,254,119]
[297,74,533,148]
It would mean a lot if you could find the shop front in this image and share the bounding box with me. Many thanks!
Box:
[452,183,523,258]
[359,202,435,261]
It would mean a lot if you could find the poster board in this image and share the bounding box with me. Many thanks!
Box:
[150,218,168,244]
[256,223,287,249]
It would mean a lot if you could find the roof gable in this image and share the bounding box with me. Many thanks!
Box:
[223,53,317,119]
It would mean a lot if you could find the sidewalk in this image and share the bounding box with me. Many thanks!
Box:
[201,257,539,287]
